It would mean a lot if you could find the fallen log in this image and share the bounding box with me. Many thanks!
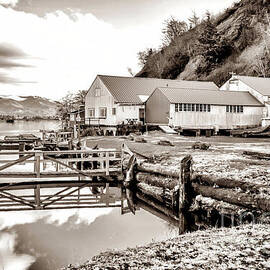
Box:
[192,183,270,212]
[243,151,270,160]
[194,174,270,194]
[136,172,178,190]
[137,163,179,179]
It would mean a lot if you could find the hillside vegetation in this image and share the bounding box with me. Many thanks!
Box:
[136,0,270,87]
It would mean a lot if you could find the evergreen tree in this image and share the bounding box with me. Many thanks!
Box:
[196,12,231,72]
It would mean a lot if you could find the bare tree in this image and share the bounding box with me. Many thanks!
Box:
[188,10,200,29]
[162,16,188,46]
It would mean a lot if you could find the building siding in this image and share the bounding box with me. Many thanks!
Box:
[169,104,263,129]
[146,89,170,124]
[85,77,144,126]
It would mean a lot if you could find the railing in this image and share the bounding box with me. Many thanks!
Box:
[0,149,122,179]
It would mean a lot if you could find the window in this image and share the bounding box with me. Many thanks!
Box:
[196,104,199,112]
[184,104,187,111]
[112,108,116,115]
[226,105,244,114]
[95,88,101,97]
[175,104,178,112]
[99,107,107,118]
[208,105,211,112]
[203,104,207,112]
[192,104,195,111]
[240,106,243,113]
[188,104,191,111]
[199,104,203,112]
[89,108,95,118]
[179,103,182,111]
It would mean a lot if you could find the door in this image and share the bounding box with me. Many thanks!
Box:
[139,108,145,124]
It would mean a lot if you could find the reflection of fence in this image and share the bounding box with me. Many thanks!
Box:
[0,149,125,211]
[0,149,122,179]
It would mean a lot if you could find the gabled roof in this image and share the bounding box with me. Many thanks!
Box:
[237,75,270,96]
[97,75,219,104]
[156,87,263,106]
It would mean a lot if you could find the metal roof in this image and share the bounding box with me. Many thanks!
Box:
[156,87,264,106]
[97,75,219,104]
[237,75,270,96]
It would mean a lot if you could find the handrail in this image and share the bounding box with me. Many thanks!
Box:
[0,149,121,155]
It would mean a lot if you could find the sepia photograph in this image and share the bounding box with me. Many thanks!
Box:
[0,0,270,269]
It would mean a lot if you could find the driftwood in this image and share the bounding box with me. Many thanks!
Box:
[194,174,270,193]
[137,182,167,203]
[192,183,270,212]
[192,142,210,150]
[243,151,270,160]
[136,172,178,190]
[158,140,174,146]
[134,137,147,143]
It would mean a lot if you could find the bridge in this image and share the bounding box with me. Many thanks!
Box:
[0,148,128,212]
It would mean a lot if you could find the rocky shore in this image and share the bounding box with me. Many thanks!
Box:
[62,224,270,270]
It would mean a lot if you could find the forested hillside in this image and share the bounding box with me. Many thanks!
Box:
[136,0,270,86]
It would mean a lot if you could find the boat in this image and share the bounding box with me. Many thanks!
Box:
[6,116,15,123]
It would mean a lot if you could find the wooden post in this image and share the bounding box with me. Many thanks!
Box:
[105,152,109,176]
[19,142,25,159]
[34,184,41,209]
[34,152,41,178]
[179,155,193,234]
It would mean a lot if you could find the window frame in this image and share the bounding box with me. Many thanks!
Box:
[88,108,95,118]
[99,107,107,118]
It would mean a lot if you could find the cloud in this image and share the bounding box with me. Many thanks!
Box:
[0,0,18,7]
[0,6,161,99]
[0,208,112,230]
[0,231,35,270]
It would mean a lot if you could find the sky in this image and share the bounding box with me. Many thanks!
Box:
[0,0,237,100]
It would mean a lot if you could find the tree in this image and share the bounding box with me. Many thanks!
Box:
[137,48,156,67]
[188,10,200,29]
[196,12,231,73]
[162,16,188,46]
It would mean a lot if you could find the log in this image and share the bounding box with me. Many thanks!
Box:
[137,182,165,203]
[243,151,270,160]
[137,163,179,178]
[192,195,248,216]
[158,140,174,146]
[194,174,270,193]
[192,183,270,212]
[136,172,178,190]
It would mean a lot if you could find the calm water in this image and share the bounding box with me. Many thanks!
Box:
[0,120,177,270]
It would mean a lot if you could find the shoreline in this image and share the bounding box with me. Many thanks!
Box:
[61,223,270,270]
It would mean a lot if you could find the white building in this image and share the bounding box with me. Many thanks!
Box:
[221,75,270,125]
[146,87,264,131]
[85,75,219,126]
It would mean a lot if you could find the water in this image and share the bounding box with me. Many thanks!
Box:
[0,120,178,270]
[0,119,61,138]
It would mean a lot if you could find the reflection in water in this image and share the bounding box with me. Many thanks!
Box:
[0,120,178,270]
[0,208,177,270]
[0,120,61,138]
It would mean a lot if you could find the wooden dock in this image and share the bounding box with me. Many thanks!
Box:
[0,148,124,212]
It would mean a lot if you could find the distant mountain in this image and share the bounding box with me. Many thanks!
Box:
[0,95,59,118]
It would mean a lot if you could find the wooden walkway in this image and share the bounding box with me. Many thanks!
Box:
[0,148,124,211]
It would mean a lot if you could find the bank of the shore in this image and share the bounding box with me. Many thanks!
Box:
[62,224,270,270]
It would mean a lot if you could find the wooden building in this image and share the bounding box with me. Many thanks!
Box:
[84,75,219,126]
[221,75,270,126]
[145,87,264,131]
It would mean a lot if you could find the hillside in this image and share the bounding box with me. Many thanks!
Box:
[0,95,59,118]
[136,0,270,86]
